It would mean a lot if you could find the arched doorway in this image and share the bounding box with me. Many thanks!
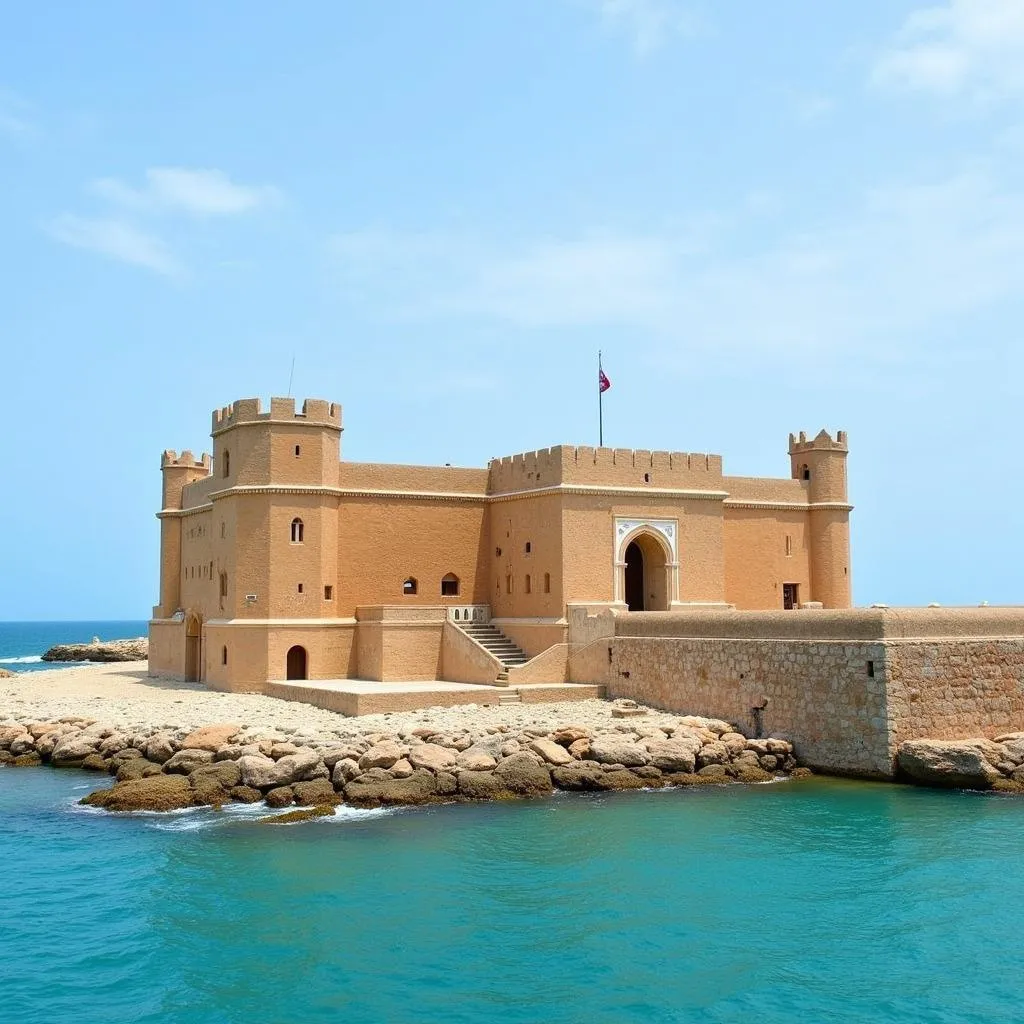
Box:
[286,645,308,681]
[624,541,645,610]
[622,531,671,611]
[185,614,202,682]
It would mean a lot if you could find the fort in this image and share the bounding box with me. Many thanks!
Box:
[149,396,1024,778]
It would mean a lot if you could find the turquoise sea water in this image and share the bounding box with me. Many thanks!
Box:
[1,771,1022,1024]
[0,621,148,672]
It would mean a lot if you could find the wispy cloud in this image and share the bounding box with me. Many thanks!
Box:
[580,0,702,55]
[90,167,281,217]
[871,0,1024,99]
[328,160,1024,365]
[46,215,182,276]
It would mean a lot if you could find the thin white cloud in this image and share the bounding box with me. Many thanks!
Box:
[581,0,701,55]
[328,160,1024,364]
[91,167,280,216]
[871,0,1024,98]
[47,215,182,276]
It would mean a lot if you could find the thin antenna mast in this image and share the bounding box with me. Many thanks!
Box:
[287,355,296,398]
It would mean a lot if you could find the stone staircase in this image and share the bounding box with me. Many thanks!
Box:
[460,621,529,683]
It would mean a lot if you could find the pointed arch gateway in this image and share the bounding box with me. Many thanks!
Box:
[614,519,680,611]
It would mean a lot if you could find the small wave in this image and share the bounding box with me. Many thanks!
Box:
[0,655,43,664]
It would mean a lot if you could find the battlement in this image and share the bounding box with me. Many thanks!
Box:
[161,450,212,472]
[211,396,342,435]
[788,429,848,454]
[487,444,724,494]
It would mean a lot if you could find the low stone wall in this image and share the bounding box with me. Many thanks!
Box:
[567,606,1024,779]
[439,622,501,684]
[507,644,570,685]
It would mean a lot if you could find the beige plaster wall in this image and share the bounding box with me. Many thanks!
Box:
[148,619,185,677]
[354,607,446,681]
[488,493,564,617]
[506,644,570,684]
[338,497,489,613]
[723,509,811,610]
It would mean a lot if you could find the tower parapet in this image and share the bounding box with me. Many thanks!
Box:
[160,450,211,511]
[212,397,342,436]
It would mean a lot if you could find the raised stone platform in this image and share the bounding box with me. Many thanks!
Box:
[266,679,605,717]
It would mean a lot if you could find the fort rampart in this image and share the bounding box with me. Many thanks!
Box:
[568,607,1024,778]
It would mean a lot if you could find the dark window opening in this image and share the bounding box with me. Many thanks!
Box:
[544,572,551,594]
[297,583,304,594]
[324,585,333,600]
[441,573,460,597]
[525,541,531,554]
[223,450,230,477]
[403,577,418,595]
[221,646,228,666]
[525,574,532,594]
[783,583,799,610]
[801,464,811,481]
[495,546,502,557]
[867,660,875,678]
[294,445,301,456]
[644,473,650,483]
[290,518,304,543]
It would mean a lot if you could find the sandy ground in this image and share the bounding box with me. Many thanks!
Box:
[0,662,684,742]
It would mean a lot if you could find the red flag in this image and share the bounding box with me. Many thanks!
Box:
[599,368,611,393]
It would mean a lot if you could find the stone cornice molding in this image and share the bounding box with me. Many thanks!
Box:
[211,418,343,438]
[723,499,853,512]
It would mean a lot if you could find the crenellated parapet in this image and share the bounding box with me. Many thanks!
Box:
[161,450,212,471]
[487,444,724,494]
[211,397,342,435]
[788,429,848,455]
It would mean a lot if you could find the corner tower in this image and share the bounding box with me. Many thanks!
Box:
[789,430,852,608]
[210,397,343,621]
[155,450,212,618]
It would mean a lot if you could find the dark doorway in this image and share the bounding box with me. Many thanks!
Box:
[286,645,308,680]
[185,615,202,682]
[783,583,799,610]
[625,541,645,611]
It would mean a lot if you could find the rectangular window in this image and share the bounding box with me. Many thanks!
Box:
[324,585,333,600]
[525,575,532,594]
[544,572,551,594]
[506,575,513,594]
[867,660,875,678]
[297,583,304,594]
[785,535,793,557]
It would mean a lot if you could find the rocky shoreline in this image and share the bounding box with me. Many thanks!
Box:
[0,699,810,816]
[898,736,1024,792]
[41,637,149,663]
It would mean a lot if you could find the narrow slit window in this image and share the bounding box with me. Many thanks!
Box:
[220,573,228,598]
[297,583,304,594]
[785,535,792,557]
[294,445,301,457]
[221,646,228,666]
[324,585,333,601]
[223,450,230,477]
[544,572,551,594]
[867,660,875,678]
[506,575,513,594]
[525,574,532,594]
[525,541,531,554]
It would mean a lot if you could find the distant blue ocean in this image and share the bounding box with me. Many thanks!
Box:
[0,621,148,672]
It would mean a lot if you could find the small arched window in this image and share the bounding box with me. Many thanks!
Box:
[441,573,460,597]
[290,518,304,543]
[525,574,532,594]
[801,464,811,481]
[403,577,418,595]
[223,450,230,478]
[544,572,551,594]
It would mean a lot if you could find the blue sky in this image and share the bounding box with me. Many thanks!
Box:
[2,0,1023,619]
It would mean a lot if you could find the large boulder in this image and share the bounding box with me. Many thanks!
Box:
[645,738,700,774]
[275,749,324,783]
[116,758,163,782]
[51,733,98,766]
[190,761,242,790]
[145,735,177,764]
[589,736,648,768]
[345,768,438,807]
[238,754,288,789]
[529,739,574,767]
[408,743,458,772]
[898,740,1003,789]
[493,753,553,796]
[292,780,341,806]
[180,724,241,753]
[9,734,36,756]
[82,775,193,812]
[163,748,216,774]
[551,763,607,791]
[358,741,407,771]
[456,748,497,772]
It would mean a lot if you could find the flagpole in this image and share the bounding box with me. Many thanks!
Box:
[598,350,604,447]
